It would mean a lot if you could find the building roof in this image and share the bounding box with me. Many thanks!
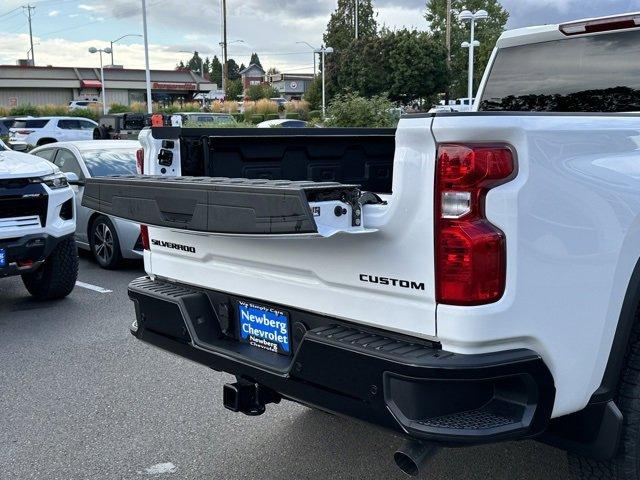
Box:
[0,65,216,91]
[239,63,265,76]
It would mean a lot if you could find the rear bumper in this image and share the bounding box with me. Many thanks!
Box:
[128,276,555,445]
[0,233,71,277]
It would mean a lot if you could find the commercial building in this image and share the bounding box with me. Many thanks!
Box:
[0,65,215,107]
[268,73,315,101]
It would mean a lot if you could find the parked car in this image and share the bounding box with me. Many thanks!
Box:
[257,119,310,128]
[31,140,142,269]
[177,112,236,125]
[0,146,78,299]
[68,100,99,111]
[9,117,98,147]
[84,12,640,480]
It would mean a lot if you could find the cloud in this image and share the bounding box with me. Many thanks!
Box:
[78,4,105,12]
[48,10,60,17]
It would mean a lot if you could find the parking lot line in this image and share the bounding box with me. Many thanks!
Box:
[75,281,113,293]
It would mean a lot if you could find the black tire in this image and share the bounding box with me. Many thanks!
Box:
[569,310,640,479]
[89,215,122,269]
[93,126,109,140]
[21,237,78,300]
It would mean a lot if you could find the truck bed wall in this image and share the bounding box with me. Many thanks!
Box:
[174,128,396,194]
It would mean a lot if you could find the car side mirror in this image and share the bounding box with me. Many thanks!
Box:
[64,172,84,186]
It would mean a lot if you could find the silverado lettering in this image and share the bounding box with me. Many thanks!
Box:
[151,239,196,253]
[359,274,425,291]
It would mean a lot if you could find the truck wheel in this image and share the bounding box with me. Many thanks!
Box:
[569,316,640,479]
[90,215,122,269]
[93,126,109,140]
[21,237,78,300]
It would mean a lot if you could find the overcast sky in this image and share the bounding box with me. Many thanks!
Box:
[0,0,639,75]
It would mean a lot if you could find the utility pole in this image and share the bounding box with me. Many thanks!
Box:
[355,0,359,39]
[445,0,451,103]
[24,4,36,66]
[222,0,228,94]
[141,0,153,114]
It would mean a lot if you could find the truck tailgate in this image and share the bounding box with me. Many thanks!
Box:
[92,117,437,338]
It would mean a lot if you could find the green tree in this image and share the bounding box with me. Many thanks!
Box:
[249,52,262,68]
[425,0,508,98]
[246,84,280,101]
[209,56,222,87]
[323,0,378,98]
[335,29,449,104]
[227,59,241,81]
[187,51,204,75]
[303,76,322,111]
[225,79,243,99]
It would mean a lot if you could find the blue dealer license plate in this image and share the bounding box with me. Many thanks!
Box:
[0,248,6,267]
[238,301,291,355]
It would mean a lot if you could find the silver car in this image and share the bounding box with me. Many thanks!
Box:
[31,140,142,269]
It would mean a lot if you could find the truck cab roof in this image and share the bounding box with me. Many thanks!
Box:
[497,11,640,48]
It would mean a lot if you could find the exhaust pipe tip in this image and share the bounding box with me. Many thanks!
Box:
[394,440,439,477]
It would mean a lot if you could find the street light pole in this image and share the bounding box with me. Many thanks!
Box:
[89,47,112,115]
[355,0,359,39]
[458,9,488,108]
[141,0,153,114]
[315,46,334,118]
[110,34,143,65]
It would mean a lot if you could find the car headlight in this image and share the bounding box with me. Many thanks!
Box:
[30,173,69,189]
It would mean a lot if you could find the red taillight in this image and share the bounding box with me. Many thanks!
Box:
[560,13,640,35]
[136,148,144,174]
[435,144,515,306]
[16,130,34,135]
[140,225,150,250]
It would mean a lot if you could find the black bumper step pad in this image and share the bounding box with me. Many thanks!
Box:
[83,175,360,235]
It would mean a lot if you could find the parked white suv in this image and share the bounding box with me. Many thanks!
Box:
[9,117,98,147]
[0,142,78,299]
[68,100,99,111]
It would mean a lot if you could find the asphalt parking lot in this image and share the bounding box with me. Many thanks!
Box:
[0,254,572,480]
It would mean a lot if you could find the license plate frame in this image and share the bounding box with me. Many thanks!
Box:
[237,300,291,356]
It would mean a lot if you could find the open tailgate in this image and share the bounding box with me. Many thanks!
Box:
[82,175,375,237]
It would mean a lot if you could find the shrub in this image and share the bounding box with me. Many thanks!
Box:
[303,76,322,111]
[68,108,100,122]
[265,113,279,121]
[254,99,278,116]
[232,113,244,123]
[285,113,300,120]
[129,102,149,114]
[222,101,239,113]
[10,104,39,116]
[108,103,130,114]
[0,107,9,117]
[324,92,397,128]
[285,100,310,120]
[309,110,322,120]
[180,102,202,112]
[250,114,265,124]
[38,104,67,116]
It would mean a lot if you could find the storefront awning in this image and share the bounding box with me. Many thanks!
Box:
[81,80,102,89]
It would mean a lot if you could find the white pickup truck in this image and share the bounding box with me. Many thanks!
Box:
[84,12,640,478]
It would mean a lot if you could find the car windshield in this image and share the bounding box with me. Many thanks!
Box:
[82,149,138,177]
[480,29,640,112]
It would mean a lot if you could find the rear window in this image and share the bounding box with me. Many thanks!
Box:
[12,119,49,129]
[479,30,640,112]
[82,149,137,177]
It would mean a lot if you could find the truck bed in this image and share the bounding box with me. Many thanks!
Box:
[153,127,396,194]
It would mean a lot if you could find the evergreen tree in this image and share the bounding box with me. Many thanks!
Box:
[209,56,222,88]
[249,52,263,68]
[227,59,241,81]
[225,79,243,100]
[187,51,204,75]
[425,0,508,98]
